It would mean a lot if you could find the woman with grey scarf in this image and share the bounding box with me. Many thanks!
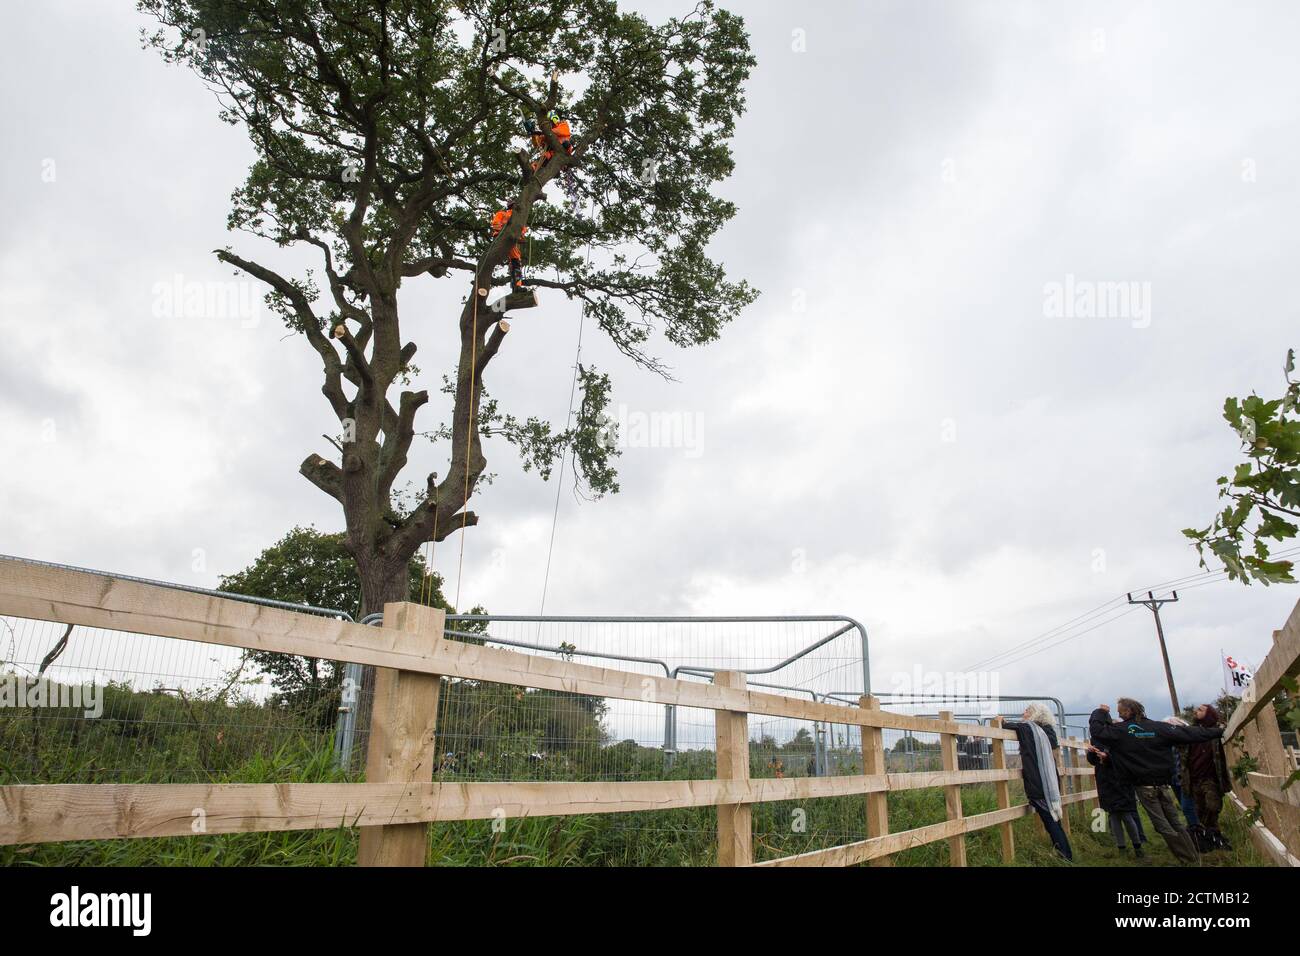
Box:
[1004,703,1073,861]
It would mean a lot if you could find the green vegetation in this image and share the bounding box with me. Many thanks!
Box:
[0,677,331,784]
[0,703,1272,866]
[1186,348,1300,584]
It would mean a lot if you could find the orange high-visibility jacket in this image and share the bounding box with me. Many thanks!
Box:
[532,119,571,151]
[490,208,527,239]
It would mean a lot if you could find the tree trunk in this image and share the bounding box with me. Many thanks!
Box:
[357,554,408,620]
[351,554,409,766]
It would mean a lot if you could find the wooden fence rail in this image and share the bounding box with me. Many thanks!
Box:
[1224,597,1300,866]
[0,557,1096,866]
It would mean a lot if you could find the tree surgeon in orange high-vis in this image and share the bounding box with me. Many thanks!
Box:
[525,111,574,169]
[526,112,578,201]
[489,200,528,290]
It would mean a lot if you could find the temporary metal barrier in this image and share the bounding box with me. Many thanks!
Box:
[337,613,870,773]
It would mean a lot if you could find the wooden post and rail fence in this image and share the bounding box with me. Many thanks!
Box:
[1222,599,1300,867]
[0,557,1098,866]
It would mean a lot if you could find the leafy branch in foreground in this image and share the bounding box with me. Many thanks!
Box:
[1184,349,1300,585]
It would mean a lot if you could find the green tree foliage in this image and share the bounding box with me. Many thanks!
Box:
[218,525,447,720]
[138,0,758,612]
[1185,350,1300,585]
[784,727,814,753]
[219,525,446,618]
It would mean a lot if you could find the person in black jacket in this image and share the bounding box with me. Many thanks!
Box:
[1089,698,1223,864]
[1086,742,1144,857]
[1005,703,1072,861]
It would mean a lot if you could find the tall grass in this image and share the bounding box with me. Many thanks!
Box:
[0,735,1273,866]
[0,678,1275,867]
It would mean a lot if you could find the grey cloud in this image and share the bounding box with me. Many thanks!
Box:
[3,0,1300,722]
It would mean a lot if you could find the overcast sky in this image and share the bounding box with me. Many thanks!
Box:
[4,0,1300,725]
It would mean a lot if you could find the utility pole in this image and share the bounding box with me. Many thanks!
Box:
[1127,590,1181,715]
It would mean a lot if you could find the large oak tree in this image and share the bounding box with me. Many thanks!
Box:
[141,0,756,613]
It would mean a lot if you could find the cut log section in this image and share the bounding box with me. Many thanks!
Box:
[488,288,540,314]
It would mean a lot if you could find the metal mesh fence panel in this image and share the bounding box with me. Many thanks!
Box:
[338,615,868,778]
[0,614,354,785]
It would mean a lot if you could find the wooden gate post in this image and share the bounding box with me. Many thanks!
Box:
[714,670,752,866]
[859,695,891,865]
[990,716,1015,863]
[358,602,445,867]
[938,710,966,867]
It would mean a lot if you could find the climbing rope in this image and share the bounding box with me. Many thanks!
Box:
[537,307,584,619]
[419,506,439,606]
[446,180,586,615]
[537,199,596,619]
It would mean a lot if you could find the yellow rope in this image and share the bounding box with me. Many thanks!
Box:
[419,546,429,604]
[420,505,439,606]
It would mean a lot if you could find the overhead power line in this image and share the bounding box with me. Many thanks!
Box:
[977,605,1142,670]
[963,546,1300,672]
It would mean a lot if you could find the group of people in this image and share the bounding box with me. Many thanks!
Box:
[1007,698,1231,864]
[1088,700,1233,863]
[489,111,577,292]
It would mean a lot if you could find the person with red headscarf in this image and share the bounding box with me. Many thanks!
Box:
[1180,703,1234,851]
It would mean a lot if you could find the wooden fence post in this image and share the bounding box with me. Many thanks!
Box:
[714,670,752,866]
[938,710,966,867]
[358,602,445,867]
[1077,737,1096,816]
[1056,742,1072,838]
[1076,737,1094,816]
[990,716,1014,863]
[859,695,891,865]
[1247,695,1300,846]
